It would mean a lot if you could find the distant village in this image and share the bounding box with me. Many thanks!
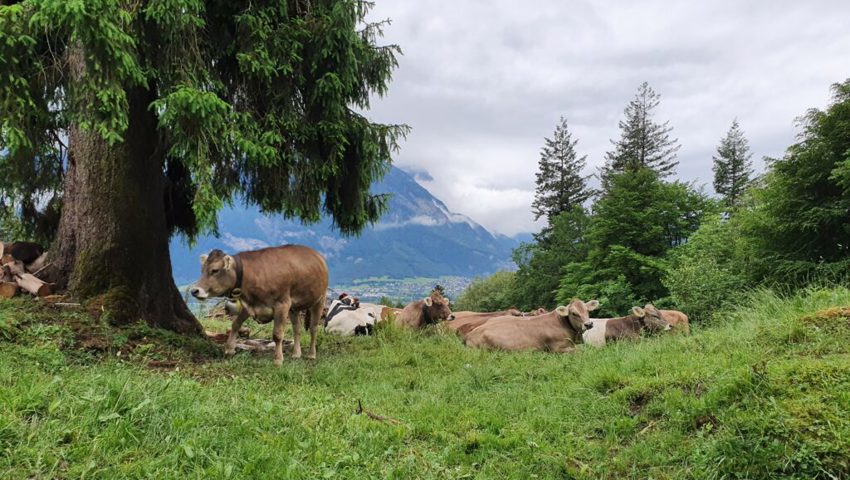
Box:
[330,276,472,304]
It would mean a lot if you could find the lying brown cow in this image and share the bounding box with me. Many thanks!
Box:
[445,308,523,333]
[191,245,328,365]
[380,306,404,322]
[395,291,455,328]
[464,299,599,352]
[643,303,690,334]
[582,306,671,347]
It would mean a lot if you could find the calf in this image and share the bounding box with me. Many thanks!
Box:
[643,303,690,334]
[395,291,454,328]
[191,245,328,365]
[582,306,671,347]
[464,299,599,352]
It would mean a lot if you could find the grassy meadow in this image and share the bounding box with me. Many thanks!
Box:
[1,288,850,479]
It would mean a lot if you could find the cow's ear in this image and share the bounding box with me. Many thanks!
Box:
[223,255,235,270]
[585,300,600,311]
[424,297,433,306]
[644,303,655,311]
[555,305,569,316]
[632,306,645,317]
[199,254,208,265]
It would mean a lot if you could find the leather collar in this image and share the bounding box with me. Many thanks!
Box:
[229,255,244,300]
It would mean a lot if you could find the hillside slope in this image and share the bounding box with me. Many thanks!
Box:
[170,167,520,288]
[2,288,849,478]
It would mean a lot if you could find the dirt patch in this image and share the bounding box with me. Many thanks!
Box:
[78,334,110,352]
[147,360,178,370]
[628,392,651,415]
[85,295,108,321]
[694,413,719,433]
[800,307,850,330]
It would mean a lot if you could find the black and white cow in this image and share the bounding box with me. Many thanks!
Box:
[323,294,385,336]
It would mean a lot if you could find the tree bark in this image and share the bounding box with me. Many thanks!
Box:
[46,46,202,334]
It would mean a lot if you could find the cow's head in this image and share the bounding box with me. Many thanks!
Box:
[191,249,238,300]
[422,292,454,324]
[641,304,673,332]
[555,299,600,334]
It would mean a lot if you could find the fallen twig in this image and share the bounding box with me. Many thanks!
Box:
[639,420,658,435]
[29,262,52,277]
[356,399,401,425]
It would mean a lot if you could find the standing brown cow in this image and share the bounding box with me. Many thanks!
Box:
[191,245,328,365]
[395,291,455,328]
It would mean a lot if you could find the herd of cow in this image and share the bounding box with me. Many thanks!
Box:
[191,244,689,365]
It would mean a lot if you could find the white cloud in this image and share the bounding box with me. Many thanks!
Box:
[319,236,347,258]
[374,215,443,231]
[221,233,268,252]
[364,0,850,236]
[254,217,316,243]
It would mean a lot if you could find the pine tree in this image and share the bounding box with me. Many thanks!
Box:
[602,82,680,186]
[0,1,406,332]
[712,119,753,209]
[531,117,593,224]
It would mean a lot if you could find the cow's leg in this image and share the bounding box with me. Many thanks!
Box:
[306,300,322,360]
[225,308,249,357]
[273,300,291,366]
[289,307,303,359]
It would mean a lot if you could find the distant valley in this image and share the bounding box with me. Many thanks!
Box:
[170,167,528,302]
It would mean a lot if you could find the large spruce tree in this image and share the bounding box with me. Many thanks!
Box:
[602,82,680,186]
[0,1,406,333]
[531,116,592,224]
[712,119,753,209]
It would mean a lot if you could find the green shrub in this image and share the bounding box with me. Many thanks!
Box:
[664,214,756,322]
[453,271,517,312]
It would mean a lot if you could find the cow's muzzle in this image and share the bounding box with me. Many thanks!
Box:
[190,286,208,300]
[584,321,594,330]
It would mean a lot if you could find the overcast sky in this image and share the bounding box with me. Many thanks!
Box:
[364,0,850,236]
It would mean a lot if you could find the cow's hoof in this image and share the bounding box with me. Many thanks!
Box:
[224,349,236,357]
[273,357,283,366]
[306,353,317,360]
[291,353,302,359]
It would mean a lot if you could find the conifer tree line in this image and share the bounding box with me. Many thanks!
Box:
[456,79,850,322]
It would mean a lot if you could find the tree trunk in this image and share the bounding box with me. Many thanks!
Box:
[47,47,202,334]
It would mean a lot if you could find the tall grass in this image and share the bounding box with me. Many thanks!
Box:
[1,287,849,479]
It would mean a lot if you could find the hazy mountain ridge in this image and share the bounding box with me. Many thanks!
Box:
[170,167,523,290]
